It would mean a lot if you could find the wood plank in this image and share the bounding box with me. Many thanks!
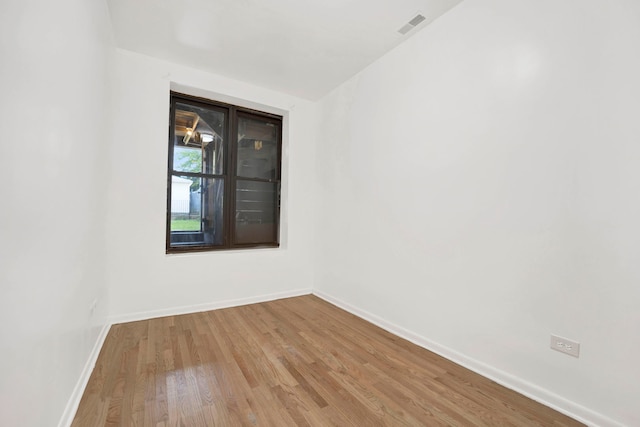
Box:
[73,295,585,426]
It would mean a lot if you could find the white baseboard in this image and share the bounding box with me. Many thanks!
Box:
[312,290,624,427]
[108,288,313,324]
[57,322,111,427]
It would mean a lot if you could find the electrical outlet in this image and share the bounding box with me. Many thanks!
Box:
[550,335,580,358]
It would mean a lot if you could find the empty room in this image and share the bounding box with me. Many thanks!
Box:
[1,0,638,426]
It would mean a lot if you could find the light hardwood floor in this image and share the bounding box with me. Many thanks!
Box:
[72,295,584,426]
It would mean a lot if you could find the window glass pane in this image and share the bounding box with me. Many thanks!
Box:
[173,102,225,175]
[234,180,277,244]
[170,176,224,247]
[237,116,278,180]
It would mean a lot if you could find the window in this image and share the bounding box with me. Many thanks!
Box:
[167,92,282,252]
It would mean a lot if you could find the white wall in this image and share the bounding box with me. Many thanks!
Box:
[106,50,317,321]
[314,1,640,426]
[0,0,114,426]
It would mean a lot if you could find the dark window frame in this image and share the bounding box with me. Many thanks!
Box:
[166,92,282,253]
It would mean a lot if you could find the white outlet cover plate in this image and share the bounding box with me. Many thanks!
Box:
[550,335,580,358]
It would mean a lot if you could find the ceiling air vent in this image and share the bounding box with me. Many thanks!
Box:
[398,14,426,35]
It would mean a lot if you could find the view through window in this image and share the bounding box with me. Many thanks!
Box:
[167,93,282,252]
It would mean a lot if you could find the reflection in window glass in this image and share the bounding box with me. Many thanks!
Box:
[237,116,278,180]
[234,180,277,244]
[173,103,225,176]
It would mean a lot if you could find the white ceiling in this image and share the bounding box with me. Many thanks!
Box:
[107,0,462,100]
